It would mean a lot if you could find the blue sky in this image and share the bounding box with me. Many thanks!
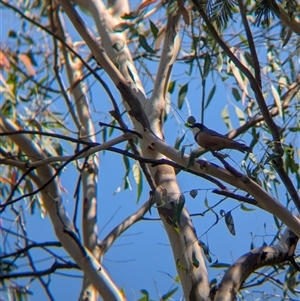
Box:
[1,1,299,300]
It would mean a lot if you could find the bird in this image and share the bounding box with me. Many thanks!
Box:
[189,123,252,153]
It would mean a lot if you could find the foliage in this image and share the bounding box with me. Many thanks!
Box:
[0,0,299,300]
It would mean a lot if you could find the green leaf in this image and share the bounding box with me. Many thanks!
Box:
[234,106,245,125]
[210,278,217,287]
[224,211,236,236]
[216,52,223,72]
[200,240,212,262]
[113,23,129,32]
[127,65,136,83]
[240,204,255,211]
[264,153,283,166]
[178,83,188,110]
[121,11,139,19]
[124,176,132,190]
[271,84,282,117]
[205,84,216,109]
[189,189,198,199]
[221,105,232,131]
[232,87,241,101]
[102,127,107,143]
[204,197,209,208]
[112,42,125,52]
[192,251,200,268]
[174,133,186,150]
[123,156,130,177]
[149,20,159,39]
[132,162,143,203]
[139,289,149,301]
[174,194,185,227]
[176,259,188,274]
[244,51,254,68]
[203,54,211,79]
[161,287,178,301]
[167,0,179,16]
[108,120,116,137]
[168,80,176,94]
[8,30,17,38]
[139,34,156,54]
[186,148,202,169]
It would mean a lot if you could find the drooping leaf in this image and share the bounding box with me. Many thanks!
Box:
[210,0,237,27]
[203,54,211,79]
[204,84,216,109]
[121,11,140,19]
[224,211,236,236]
[139,34,156,54]
[132,162,143,203]
[234,105,245,125]
[149,20,159,39]
[174,133,186,150]
[232,87,241,101]
[168,80,176,94]
[255,0,280,26]
[161,287,178,301]
[271,84,282,117]
[216,52,223,72]
[240,204,255,212]
[221,105,233,131]
[192,251,200,268]
[174,194,185,229]
[178,83,188,110]
[199,240,212,262]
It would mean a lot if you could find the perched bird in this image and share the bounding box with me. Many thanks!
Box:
[189,123,252,153]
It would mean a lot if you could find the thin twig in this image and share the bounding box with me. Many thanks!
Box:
[238,0,262,88]
[99,122,142,138]
[0,146,93,210]
[212,189,257,205]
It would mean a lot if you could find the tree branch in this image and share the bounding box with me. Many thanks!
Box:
[191,1,300,213]
[213,227,298,300]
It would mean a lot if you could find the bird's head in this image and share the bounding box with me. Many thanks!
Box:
[189,123,205,136]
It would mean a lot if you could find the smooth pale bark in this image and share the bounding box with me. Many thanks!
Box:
[63,0,210,299]
[0,117,125,301]
[214,227,298,301]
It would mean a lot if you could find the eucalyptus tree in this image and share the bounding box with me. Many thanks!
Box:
[0,1,299,300]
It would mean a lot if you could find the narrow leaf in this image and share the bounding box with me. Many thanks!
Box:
[216,52,223,72]
[271,84,282,117]
[139,34,156,54]
[113,23,129,32]
[132,162,143,203]
[240,204,255,211]
[168,80,176,94]
[192,251,200,268]
[234,106,245,126]
[221,105,233,131]
[225,211,236,236]
[205,85,216,109]
[174,133,186,150]
[232,87,241,101]
[149,20,159,39]
[199,240,212,262]
[161,287,178,301]
[178,83,188,110]
[203,54,211,79]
